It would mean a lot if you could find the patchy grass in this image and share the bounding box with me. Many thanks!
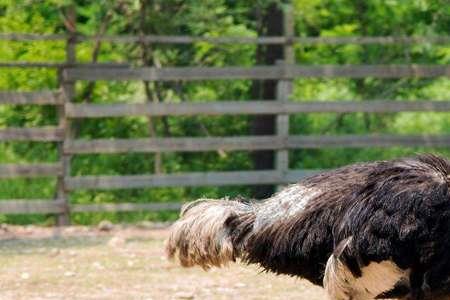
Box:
[0,225,326,300]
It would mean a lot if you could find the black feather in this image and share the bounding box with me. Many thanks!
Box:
[236,154,450,296]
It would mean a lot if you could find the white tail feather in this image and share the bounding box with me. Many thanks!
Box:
[324,254,409,300]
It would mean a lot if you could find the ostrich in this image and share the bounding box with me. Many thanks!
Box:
[166,154,450,300]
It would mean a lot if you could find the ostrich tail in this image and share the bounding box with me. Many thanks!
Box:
[165,198,254,269]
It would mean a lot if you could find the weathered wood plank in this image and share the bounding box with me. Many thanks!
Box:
[287,65,450,78]
[79,35,287,44]
[90,35,450,45]
[65,100,450,118]
[288,135,450,148]
[64,170,319,190]
[284,100,450,113]
[0,127,64,141]
[0,33,66,41]
[276,65,292,178]
[3,33,449,45]
[0,62,128,69]
[0,163,62,178]
[294,36,450,45]
[64,134,450,154]
[0,91,63,105]
[57,10,77,226]
[0,199,66,214]
[64,136,283,154]
[0,62,66,68]
[71,202,182,213]
[0,62,130,69]
[64,65,450,81]
[63,66,278,81]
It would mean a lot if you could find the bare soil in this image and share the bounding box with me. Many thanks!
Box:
[0,224,327,300]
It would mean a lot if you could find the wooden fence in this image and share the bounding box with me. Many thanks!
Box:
[1,14,450,224]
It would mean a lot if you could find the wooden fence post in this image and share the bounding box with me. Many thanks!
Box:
[276,5,294,187]
[56,5,77,226]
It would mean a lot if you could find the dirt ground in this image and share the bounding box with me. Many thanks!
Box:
[0,224,327,300]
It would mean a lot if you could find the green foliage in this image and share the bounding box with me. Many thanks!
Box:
[0,0,449,224]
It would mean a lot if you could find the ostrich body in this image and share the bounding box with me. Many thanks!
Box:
[166,154,450,300]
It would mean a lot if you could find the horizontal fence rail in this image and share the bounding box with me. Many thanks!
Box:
[64,170,320,190]
[0,200,183,215]
[0,62,68,68]
[0,62,131,69]
[65,136,283,153]
[1,33,450,45]
[64,65,450,81]
[63,135,450,154]
[0,199,66,214]
[0,163,62,178]
[65,100,450,118]
[0,127,64,141]
[288,135,450,148]
[0,90,64,105]
[71,202,183,213]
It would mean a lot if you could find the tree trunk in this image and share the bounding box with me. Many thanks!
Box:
[250,2,284,199]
